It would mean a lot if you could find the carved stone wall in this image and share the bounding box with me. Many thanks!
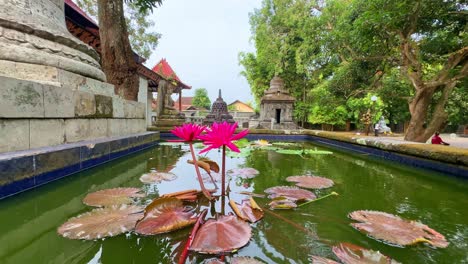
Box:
[0,0,105,81]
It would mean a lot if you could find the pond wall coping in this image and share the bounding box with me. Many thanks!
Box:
[161,128,467,178]
[0,132,160,200]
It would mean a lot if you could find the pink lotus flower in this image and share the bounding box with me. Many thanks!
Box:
[170,123,205,142]
[198,122,249,154]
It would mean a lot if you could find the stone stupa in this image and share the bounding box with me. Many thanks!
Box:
[203,89,234,126]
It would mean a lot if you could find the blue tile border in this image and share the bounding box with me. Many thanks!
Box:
[159,133,468,178]
[0,132,160,199]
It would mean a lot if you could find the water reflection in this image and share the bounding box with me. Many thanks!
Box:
[0,143,467,263]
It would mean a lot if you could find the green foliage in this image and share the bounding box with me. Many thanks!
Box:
[347,93,385,125]
[192,88,211,110]
[76,0,161,59]
[240,0,467,131]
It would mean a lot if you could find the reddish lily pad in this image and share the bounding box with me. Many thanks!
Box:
[83,188,145,207]
[135,197,197,235]
[286,176,334,189]
[229,198,264,223]
[231,256,266,264]
[191,215,252,254]
[264,186,316,201]
[58,205,143,240]
[140,171,177,184]
[349,210,449,248]
[203,259,225,264]
[199,158,220,173]
[227,168,260,179]
[311,256,339,264]
[161,189,201,202]
[268,198,297,210]
[332,243,401,264]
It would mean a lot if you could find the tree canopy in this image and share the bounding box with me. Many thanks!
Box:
[76,0,161,59]
[240,0,467,141]
[192,88,212,110]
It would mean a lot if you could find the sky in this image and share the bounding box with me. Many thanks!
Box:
[145,0,263,105]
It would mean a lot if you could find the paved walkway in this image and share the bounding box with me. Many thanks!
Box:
[364,133,468,149]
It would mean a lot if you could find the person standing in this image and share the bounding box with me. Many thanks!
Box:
[374,123,380,136]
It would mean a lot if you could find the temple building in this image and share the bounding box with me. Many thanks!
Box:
[258,76,297,129]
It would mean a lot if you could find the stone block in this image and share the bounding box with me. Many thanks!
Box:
[0,76,44,118]
[58,70,114,97]
[95,95,113,117]
[123,100,145,118]
[0,119,30,153]
[74,91,96,117]
[65,119,90,142]
[138,77,148,104]
[43,84,75,117]
[14,61,60,84]
[89,119,108,138]
[127,119,146,134]
[107,119,126,137]
[29,119,65,149]
[112,98,125,118]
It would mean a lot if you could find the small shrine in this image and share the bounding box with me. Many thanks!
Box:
[203,90,235,126]
[152,59,190,128]
[258,76,297,129]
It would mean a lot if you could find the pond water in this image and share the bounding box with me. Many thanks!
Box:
[0,141,467,264]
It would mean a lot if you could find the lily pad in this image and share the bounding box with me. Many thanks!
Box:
[251,139,271,147]
[234,138,250,148]
[58,205,143,240]
[264,186,316,201]
[229,198,264,223]
[311,256,339,264]
[199,158,220,173]
[231,256,266,264]
[268,198,297,210]
[276,149,333,155]
[227,168,260,179]
[135,197,197,235]
[161,189,201,202]
[286,176,334,189]
[191,215,252,254]
[159,142,185,146]
[272,142,300,147]
[83,188,145,207]
[349,210,449,248]
[332,243,401,264]
[140,172,177,184]
[227,148,252,158]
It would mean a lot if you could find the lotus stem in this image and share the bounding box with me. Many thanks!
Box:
[298,192,338,207]
[178,209,208,264]
[189,143,212,200]
[221,145,226,197]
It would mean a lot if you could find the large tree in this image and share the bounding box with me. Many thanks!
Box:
[77,0,162,100]
[241,0,467,141]
[76,0,161,59]
[349,0,467,142]
[192,88,212,110]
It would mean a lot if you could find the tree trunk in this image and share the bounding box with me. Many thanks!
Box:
[404,83,454,142]
[97,0,139,101]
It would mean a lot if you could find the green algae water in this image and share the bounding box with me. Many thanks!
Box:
[0,142,467,264]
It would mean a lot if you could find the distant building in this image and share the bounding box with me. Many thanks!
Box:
[227,100,255,128]
[228,100,255,113]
